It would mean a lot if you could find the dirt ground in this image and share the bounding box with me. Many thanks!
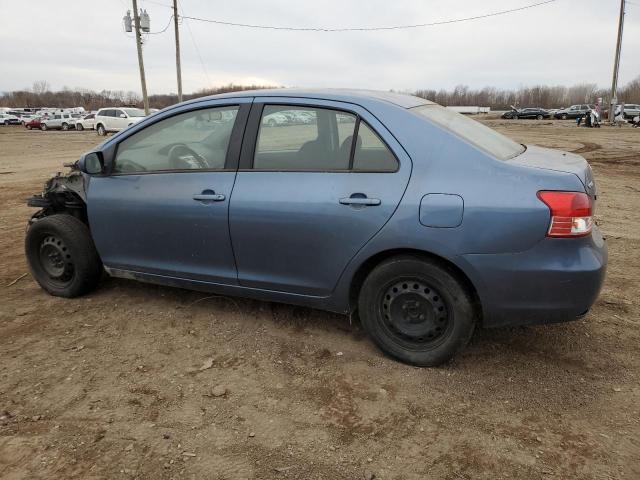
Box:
[0,120,639,480]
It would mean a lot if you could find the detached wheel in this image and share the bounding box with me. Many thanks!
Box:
[358,255,476,366]
[25,214,103,298]
[96,124,106,136]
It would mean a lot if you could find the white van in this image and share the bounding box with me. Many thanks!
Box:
[94,107,146,136]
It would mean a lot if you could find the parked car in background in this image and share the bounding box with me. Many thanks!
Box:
[75,113,96,131]
[502,107,550,120]
[94,107,146,135]
[262,110,290,127]
[619,104,640,119]
[24,89,606,367]
[24,117,43,130]
[40,113,76,131]
[0,113,21,125]
[18,114,37,124]
[554,104,594,120]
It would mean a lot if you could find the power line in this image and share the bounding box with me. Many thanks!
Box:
[179,3,212,86]
[180,0,559,32]
[147,14,173,34]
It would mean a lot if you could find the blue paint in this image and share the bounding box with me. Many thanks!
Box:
[80,89,606,328]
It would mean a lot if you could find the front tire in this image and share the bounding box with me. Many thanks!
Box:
[537,114,543,120]
[358,255,476,366]
[25,214,103,298]
[26,125,32,130]
[41,123,48,131]
[76,123,84,131]
[96,124,106,136]
[62,123,69,131]
[562,114,568,120]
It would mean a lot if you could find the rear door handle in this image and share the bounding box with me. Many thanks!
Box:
[339,196,381,206]
[193,192,225,202]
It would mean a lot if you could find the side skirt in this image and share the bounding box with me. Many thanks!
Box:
[104,267,347,314]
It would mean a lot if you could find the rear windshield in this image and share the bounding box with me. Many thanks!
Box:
[411,105,525,160]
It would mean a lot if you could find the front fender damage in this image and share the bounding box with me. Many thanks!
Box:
[27,167,88,224]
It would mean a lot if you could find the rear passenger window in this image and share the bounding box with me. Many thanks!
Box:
[254,106,355,170]
[352,122,398,171]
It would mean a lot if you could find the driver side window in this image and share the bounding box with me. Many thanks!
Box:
[114,105,239,174]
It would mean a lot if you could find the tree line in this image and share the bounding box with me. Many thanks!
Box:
[414,77,640,109]
[2,77,639,111]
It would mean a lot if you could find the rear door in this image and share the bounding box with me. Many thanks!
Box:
[113,109,127,130]
[87,100,251,283]
[228,99,411,296]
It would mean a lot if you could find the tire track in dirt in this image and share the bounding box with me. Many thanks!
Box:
[571,142,602,154]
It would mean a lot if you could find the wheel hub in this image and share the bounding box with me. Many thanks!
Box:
[381,280,449,344]
[39,236,73,280]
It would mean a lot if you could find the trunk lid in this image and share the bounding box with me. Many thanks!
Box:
[506,145,597,198]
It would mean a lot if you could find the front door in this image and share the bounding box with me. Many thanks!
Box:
[229,100,411,296]
[87,102,250,284]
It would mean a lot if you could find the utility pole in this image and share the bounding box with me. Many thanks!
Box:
[132,0,150,115]
[173,0,183,102]
[609,0,625,124]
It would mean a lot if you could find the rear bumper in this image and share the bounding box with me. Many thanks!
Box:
[462,226,607,328]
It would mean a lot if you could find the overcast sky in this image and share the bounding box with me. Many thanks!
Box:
[0,0,638,95]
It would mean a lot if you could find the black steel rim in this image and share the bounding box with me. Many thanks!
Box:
[379,279,451,347]
[38,235,74,283]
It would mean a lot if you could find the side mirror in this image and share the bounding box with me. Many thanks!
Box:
[78,152,105,175]
[119,113,127,118]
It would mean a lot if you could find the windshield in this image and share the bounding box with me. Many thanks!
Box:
[123,108,146,117]
[412,105,525,160]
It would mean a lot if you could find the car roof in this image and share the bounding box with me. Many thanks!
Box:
[186,88,433,110]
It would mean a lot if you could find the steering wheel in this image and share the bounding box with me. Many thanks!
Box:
[117,159,147,173]
[168,144,208,170]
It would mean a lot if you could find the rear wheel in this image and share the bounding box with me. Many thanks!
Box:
[26,125,32,130]
[62,122,69,131]
[358,255,476,366]
[25,214,103,298]
[4,120,9,126]
[96,124,106,136]
[537,114,544,120]
[76,123,84,131]
[562,113,568,120]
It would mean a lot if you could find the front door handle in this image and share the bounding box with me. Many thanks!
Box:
[339,195,381,206]
[193,190,225,202]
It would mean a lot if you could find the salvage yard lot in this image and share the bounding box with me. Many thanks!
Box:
[0,121,639,479]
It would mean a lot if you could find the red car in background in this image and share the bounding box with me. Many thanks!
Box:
[25,118,43,130]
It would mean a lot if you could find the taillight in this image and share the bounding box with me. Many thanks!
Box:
[537,191,593,237]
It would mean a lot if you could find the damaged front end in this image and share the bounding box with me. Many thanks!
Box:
[27,164,88,225]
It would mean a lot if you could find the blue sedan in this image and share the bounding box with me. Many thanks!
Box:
[25,89,607,366]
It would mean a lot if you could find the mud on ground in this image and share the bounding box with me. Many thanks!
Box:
[0,121,639,479]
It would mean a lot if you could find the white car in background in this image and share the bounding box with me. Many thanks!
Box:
[94,107,146,136]
[0,113,21,125]
[75,113,96,131]
[40,113,76,131]
[17,113,37,124]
